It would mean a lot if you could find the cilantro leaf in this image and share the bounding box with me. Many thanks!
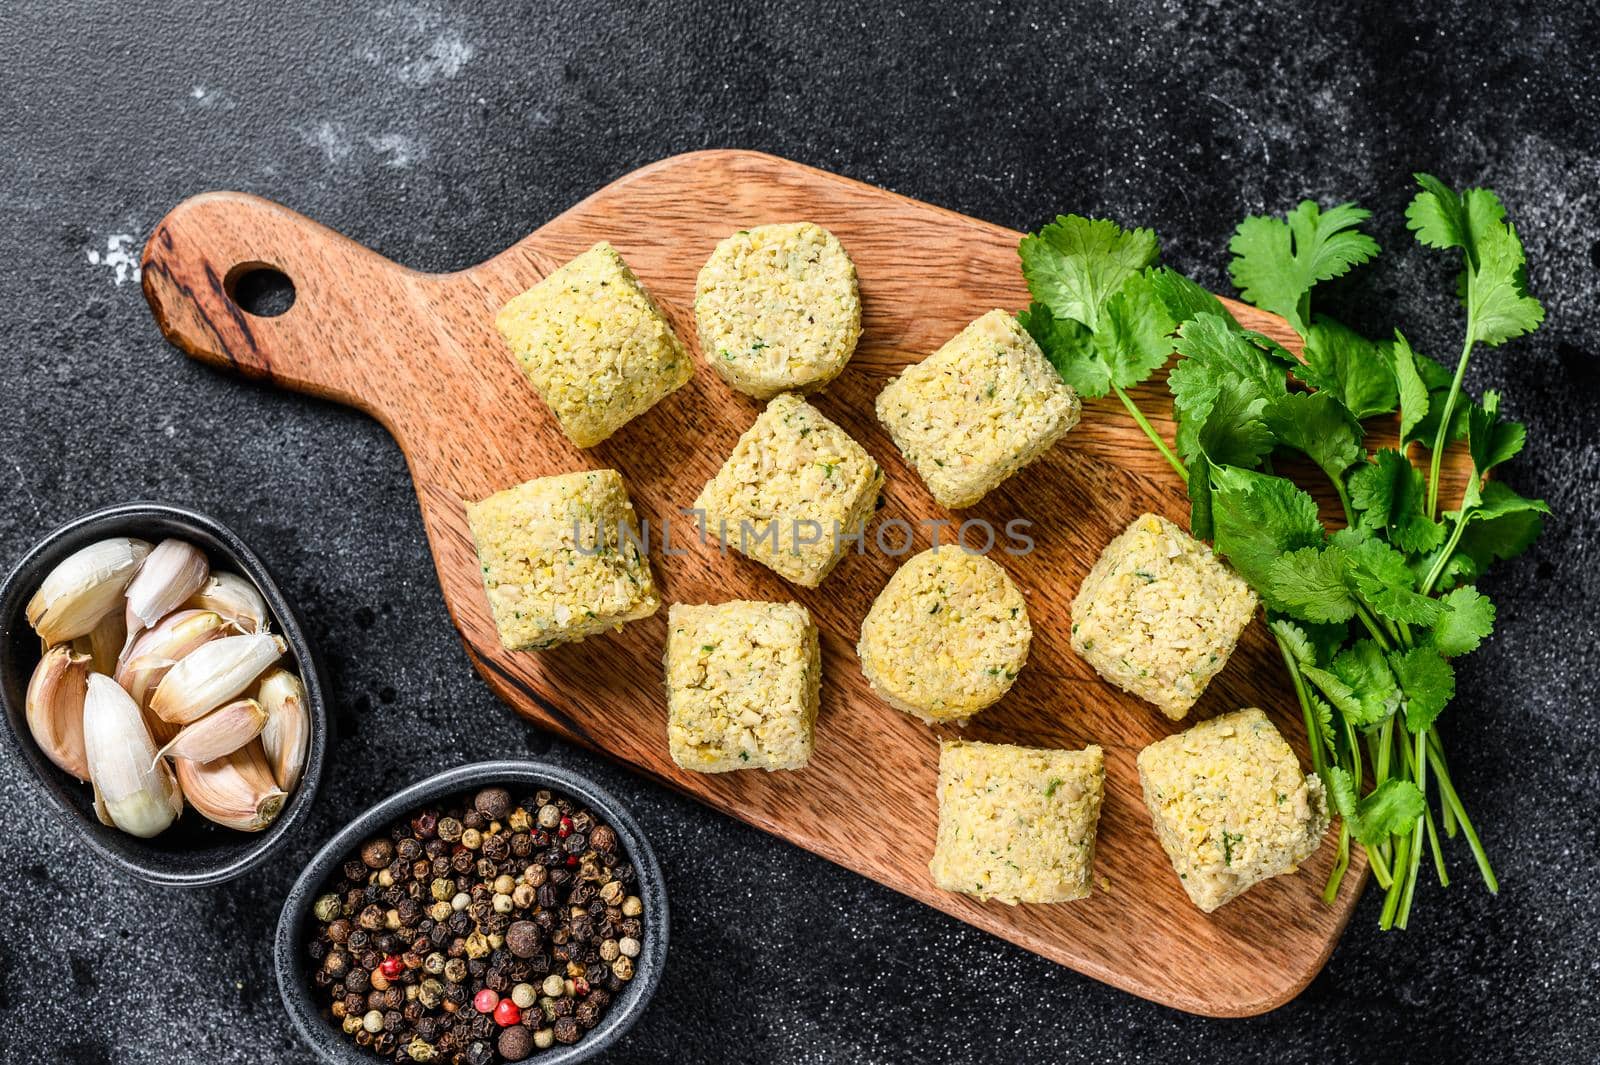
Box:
[1228,200,1380,336]
[1269,617,1317,669]
[1020,215,1160,331]
[1331,639,1401,726]
[1262,390,1365,482]
[1093,271,1176,389]
[1389,648,1456,732]
[1019,303,1108,397]
[1431,585,1495,657]
[1301,664,1365,725]
[1451,481,1550,571]
[1263,545,1357,623]
[1467,390,1526,476]
[1346,538,1443,625]
[1210,465,1325,590]
[1391,331,1430,444]
[1327,767,1425,847]
[1349,449,1446,554]
[1299,316,1398,420]
[1407,176,1544,347]
[1170,313,1287,466]
[1186,384,1275,468]
[1148,267,1232,328]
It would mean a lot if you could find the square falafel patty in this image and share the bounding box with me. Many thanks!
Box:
[466,469,660,651]
[495,242,692,448]
[1137,708,1330,913]
[875,309,1080,509]
[664,600,820,772]
[693,393,884,587]
[1070,513,1257,719]
[929,740,1105,904]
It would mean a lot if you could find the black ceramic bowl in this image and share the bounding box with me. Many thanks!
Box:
[277,761,668,1065]
[0,501,328,886]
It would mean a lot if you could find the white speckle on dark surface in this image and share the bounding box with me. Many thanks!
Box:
[0,1,1597,1063]
[84,233,142,285]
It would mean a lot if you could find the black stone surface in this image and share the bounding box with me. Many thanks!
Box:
[1,2,1596,1062]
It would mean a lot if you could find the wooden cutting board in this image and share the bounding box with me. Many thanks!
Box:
[141,149,1403,1016]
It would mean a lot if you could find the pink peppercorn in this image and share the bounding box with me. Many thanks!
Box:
[473,988,499,1013]
[493,999,522,1027]
[379,955,403,980]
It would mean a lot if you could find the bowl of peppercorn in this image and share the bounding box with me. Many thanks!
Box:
[276,760,668,1065]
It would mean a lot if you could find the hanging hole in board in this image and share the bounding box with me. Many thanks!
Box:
[225,263,296,317]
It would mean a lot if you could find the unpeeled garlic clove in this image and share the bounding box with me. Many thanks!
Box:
[257,669,309,793]
[25,645,92,781]
[83,674,182,838]
[124,538,210,634]
[115,609,228,743]
[25,537,152,644]
[155,698,267,764]
[174,740,286,832]
[186,571,270,635]
[149,631,284,725]
[85,609,127,675]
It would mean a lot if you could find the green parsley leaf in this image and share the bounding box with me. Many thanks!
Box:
[1147,267,1232,329]
[1263,545,1357,623]
[1331,639,1401,726]
[1020,215,1160,331]
[1262,390,1365,482]
[1229,200,1380,336]
[1431,585,1496,657]
[1390,331,1431,444]
[1210,465,1325,590]
[1467,390,1526,476]
[1348,449,1447,554]
[1299,316,1398,420]
[1388,647,1456,732]
[1346,537,1444,625]
[1406,176,1545,347]
[1327,766,1425,846]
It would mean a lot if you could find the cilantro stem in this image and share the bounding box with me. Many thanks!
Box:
[1322,823,1351,904]
[1330,472,1355,528]
[1396,728,1429,928]
[1354,601,1395,651]
[1427,730,1498,893]
[1276,633,1326,779]
[1111,384,1187,483]
[1425,332,1475,518]
[1420,501,1475,597]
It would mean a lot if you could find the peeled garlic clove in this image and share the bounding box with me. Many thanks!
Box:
[25,645,92,780]
[150,632,284,725]
[83,674,182,838]
[155,698,267,764]
[115,609,227,708]
[174,740,286,832]
[257,669,309,792]
[124,538,210,633]
[86,609,127,675]
[186,571,270,634]
[25,537,152,644]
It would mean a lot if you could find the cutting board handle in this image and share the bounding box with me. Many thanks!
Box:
[141,192,421,415]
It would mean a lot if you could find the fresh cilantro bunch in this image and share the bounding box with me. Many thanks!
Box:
[1018,176,1547,928]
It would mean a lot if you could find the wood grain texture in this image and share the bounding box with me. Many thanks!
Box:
[141,150,1459,1016]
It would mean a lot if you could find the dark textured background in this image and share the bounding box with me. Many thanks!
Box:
[2,2,1597,1062]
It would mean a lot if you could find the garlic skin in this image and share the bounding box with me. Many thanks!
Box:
[115,609,228,743]
[150,632,286,725]
[186,571,270,635]
[257,669,310,792]
[155,698,267,764]
[124,538,210,633]
[174,740,286,832]
[25,537,152,644]
[25,646,92,781]
[82,674,182,838]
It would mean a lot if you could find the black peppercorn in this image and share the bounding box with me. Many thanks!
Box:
[575,996,602,1029]
[481,834,508,861]
[343,859,368,882]
[589,826,617,854]
[345,968,370,995]
[553,1017,580,1044]
[510,833,532,858]
[462,809,486,831]
[465,1039,494,1065]
[361,839,394,869]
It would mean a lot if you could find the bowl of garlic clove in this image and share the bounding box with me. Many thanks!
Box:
[0,501,327,886]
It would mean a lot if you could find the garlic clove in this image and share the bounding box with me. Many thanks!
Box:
[85,609,127,676]
[25,645,92,781]
[25,537,152,644]
[149,631,284,726]
[115,609,228,743]
[186,571,270,635]
[257,669,310,793]
[155,698,268,764]
[123,538,210,634]
[174,740,286,832]
[83,674,182,838]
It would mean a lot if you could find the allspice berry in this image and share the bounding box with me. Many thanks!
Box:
[497,1024,533,1061]
[474,787,512,821]
[506,921,541,959]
